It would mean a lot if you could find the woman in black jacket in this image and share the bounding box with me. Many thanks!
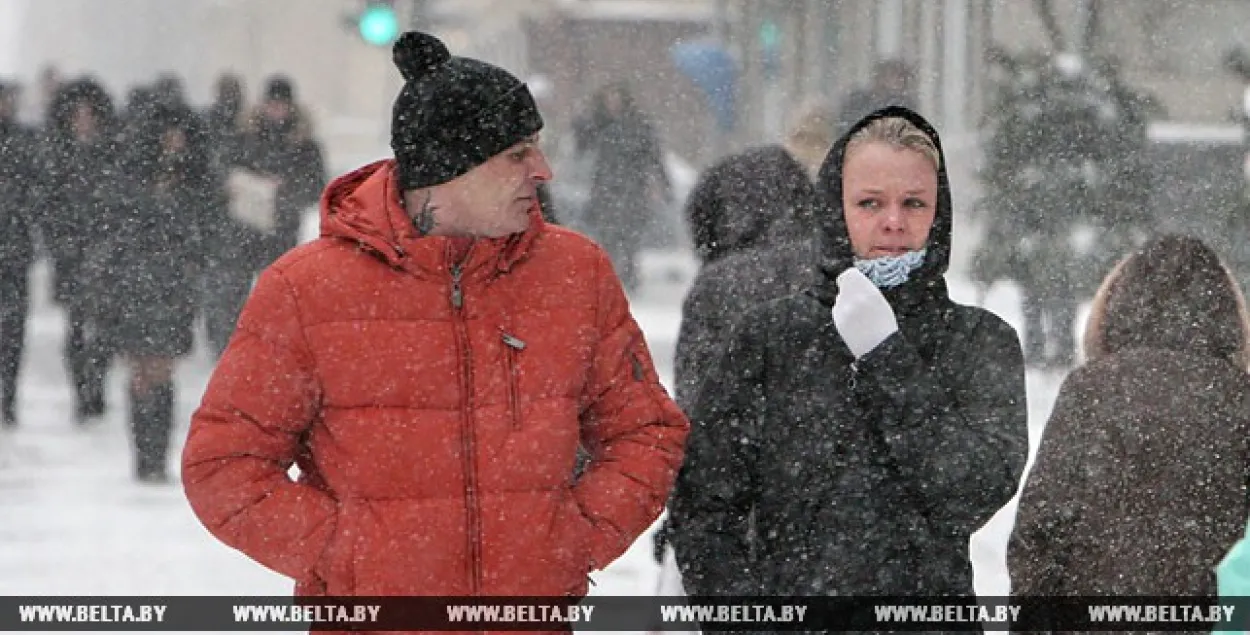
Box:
[99,102,212,482]
[668,106,1028,598]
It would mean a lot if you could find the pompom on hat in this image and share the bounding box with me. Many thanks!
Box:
[390,31,543,190]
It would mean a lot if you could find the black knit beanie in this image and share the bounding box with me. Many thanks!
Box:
[390,31,544,191]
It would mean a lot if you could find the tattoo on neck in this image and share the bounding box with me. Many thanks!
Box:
[412,191,437,236]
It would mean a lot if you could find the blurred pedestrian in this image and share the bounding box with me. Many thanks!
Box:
[0,80,40,426]
[837,59,917,134]
[1010,234,1250,595]
[672,98,833,404]
[573,82,669,293]
[648,98,833,619]
[37,77,124,423]
[202,75,325,358]
[93,101,214,481]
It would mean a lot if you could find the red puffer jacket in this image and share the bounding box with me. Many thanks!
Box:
[182,159,689,601]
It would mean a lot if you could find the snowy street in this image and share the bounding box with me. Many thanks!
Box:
[1,245,1073,632]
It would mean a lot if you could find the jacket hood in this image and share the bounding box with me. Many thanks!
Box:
[49,77,117,140]
[318,158,543,274]
[809,106,952,306]
[1081,234,1250,369]
[689,145,815,263]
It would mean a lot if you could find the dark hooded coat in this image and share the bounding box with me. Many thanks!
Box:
[96,103,214,357]
[37,78,127,308]
[0,95,39,272]
[1009,236,1250,597]
[673,144,820,405]
[667,107,1028,599]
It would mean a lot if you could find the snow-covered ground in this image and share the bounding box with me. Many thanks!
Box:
[0,242,1079,633]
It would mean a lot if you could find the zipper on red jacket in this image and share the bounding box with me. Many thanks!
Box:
[501,332,525,430]
[449,262,483,595]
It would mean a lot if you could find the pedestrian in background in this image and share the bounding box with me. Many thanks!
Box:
[1010,234,1250,596]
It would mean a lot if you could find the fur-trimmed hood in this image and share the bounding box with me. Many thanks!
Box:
[1082,234,1250,369]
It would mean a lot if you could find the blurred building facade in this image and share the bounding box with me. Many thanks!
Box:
[7,0,409,174]
[521,0,1250,171]
[2,0,1250,174]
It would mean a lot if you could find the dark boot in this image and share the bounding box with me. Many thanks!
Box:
[131,382,174,483]
[66,316,91,423]
[0,371,14,429]
[0,392,14,429]
[0,288,25,429]
[68,313,108,423]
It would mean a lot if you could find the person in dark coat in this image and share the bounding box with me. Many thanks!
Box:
[649,100,832,602]
[37,77,125,423]
[573,82,669,293]
[96,102,212,482]
[203,72,246,168]
[671,100,833,405]
[201,75,325,358]
[0,81,39,427]
[667,106,1028,602]
[238,76,326,260]
[198,72,249,358]
[1009,234,1250,596]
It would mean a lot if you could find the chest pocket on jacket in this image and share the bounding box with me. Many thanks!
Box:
[501,331,526,430]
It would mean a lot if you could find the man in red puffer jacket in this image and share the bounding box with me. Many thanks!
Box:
[181,30,689,626]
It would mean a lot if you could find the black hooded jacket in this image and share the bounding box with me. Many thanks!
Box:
[667,106,1028,597]
[0,109,39,270]
[674,144,820,405]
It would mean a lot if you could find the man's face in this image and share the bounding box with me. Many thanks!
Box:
[429,136,553,238]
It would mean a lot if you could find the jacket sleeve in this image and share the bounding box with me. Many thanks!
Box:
[181,266,338,581]
[574,251,690,571]
[853,309,1028,537]
[1008,371,1096,596]
[667,309,767,595]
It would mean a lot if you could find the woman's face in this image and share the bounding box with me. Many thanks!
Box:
[841,141,938,259]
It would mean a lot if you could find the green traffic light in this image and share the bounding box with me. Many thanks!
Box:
[759,21,780,50]
[359,4,399,46]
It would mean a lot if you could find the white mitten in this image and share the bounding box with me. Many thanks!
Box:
[832,268,899,359]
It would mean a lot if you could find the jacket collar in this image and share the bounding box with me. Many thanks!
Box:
[318,159,544,279]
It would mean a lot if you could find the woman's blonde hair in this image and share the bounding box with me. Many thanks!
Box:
[844,116,941,171]
[1082,234,1250,370]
